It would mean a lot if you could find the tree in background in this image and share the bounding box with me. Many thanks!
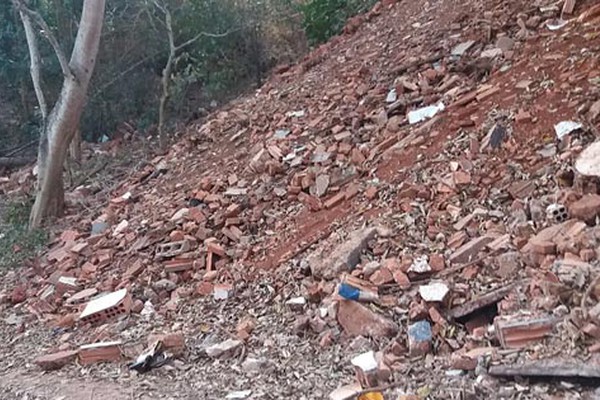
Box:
[13,0,106,228]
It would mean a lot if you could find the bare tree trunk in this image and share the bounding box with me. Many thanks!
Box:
[153,1,233,151]
[26,0,106,228]
[19,4,47,124]
[158,8,175,151]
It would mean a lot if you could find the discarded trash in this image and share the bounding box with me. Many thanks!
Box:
[213,283,234,300]
[359,392,384,400]
[129,340,170,373]
[408,320,432,356]
[554,121,582,140]
[351,350,378,371]
[275,129,291,139]
[408,255,431,273]
[546,19,568,31]
[487,123,507,149]
[408,102,445,124]
[386,89,397,103]
[419,282,450,302]
[351,350,379,387]
[480,48,503,58]
[451,40,475,56]
[338,282,379,302]
[225,390,252,399]
[287,110,305,118]
[286,296,307,311]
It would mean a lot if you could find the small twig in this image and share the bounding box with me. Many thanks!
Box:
[436,248,503,278]
[70,161,109,189]
[3,140,38,157]
[89,387,95,400]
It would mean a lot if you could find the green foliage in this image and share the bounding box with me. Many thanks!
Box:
[0,199,48,269]
[0,0,307,145]
[300,0,376,45]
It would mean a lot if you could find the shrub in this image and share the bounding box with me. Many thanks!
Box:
[0,199,47,269]
[300,0,377,45]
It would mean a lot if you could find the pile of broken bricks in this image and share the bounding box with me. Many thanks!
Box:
[0,0,600,397]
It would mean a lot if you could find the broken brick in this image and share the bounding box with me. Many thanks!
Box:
[35,350,79,371]
[78,341,122,365]
[337,300,398,338]
[494,314,557,349]
[206,241,226,257]
[449,235,495,264]
[369,267,394,286]
[147,332,186,356]
[570,195,600,222]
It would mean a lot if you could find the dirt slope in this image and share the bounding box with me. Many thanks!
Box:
[1,0,600,399]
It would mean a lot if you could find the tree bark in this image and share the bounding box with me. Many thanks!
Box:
[18,3,47,123]
[158,7,175,151]
[27,0,106,229]
[69,129,82,163]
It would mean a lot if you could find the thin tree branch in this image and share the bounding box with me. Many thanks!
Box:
[14,0,73,79]
[174,28,240,52]
[14,0,48,123]
[93,52,160,97]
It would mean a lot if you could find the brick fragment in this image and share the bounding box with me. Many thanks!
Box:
[164,258,194,273]
[494,315,556,349]
[570,195,600,222]
[147,332,186,356]
[529,239,557,255]
[369,267,394,286]
[35,350,79,371]
[206,241,226,257]
[79,289,131,326]
[449,235,495,264]
[337,300,398,338]
[78,341,122,365]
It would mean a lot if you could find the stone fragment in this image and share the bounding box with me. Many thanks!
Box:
[205,339,243,358]
[309,227,378,279]
[242,357,271,373]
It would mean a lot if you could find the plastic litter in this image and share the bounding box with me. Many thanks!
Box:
[408,102,445,124]
[419,281,450,302]
[129,340,170,373]
[554,120,582,140]
[546,19,568,31]
[338,282,378,302]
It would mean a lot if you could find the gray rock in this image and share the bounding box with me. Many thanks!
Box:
[205,339,243,358]
[308,227,379,279]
